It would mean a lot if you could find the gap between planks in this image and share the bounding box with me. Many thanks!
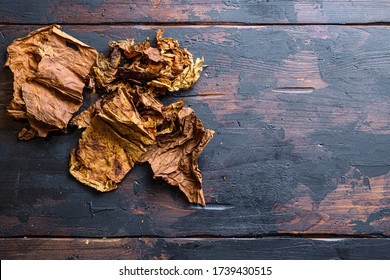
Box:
[0,233,387,239]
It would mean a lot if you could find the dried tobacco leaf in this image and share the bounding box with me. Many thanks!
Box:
[149,29,204,92]
[93,29,203,95]
[138,100,214,206]
[5,25,97,140]
[93,46,121,89]
[71,99,102,129]
[71,83,164,130]
[69,117,135,192]
[69,86,158,191]
[70,29,212,205]
[7,26,214,205]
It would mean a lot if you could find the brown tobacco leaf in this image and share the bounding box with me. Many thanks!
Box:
[69,86,158,191]
[69,30,212,205]
[94,46,121,89]
[71,83,164,130]
[5,25,97,140]
[143,47,163,62]
[6,26,213,205]
[138,100,215,206]
[71,99,102,129]
[93,29,203,95]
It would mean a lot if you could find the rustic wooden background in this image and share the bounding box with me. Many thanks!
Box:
[0,0,389,259]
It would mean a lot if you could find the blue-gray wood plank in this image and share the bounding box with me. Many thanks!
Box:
[1,0,390,24]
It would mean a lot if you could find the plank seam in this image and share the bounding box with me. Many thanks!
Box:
[0,233,388,239]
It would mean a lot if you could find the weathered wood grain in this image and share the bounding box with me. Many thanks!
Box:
[1,0,390,25]
[1,237,389,259]
[0,25,389,238]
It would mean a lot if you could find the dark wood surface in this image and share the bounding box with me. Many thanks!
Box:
[3,0,390,24]
[0,1,389,259]
[1,237,389,260]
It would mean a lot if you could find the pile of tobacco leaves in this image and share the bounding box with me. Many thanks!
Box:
[5,25,214,206]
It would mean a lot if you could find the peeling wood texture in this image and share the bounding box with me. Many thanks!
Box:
[2,0,390,24]
[0,1,390,259]
[1,238,390,260]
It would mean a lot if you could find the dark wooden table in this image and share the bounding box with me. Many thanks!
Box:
[1,0,390,259]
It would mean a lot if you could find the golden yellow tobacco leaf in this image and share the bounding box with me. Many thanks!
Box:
[149,29,204,92]
[70,117,135,192]
[5,25,98,140]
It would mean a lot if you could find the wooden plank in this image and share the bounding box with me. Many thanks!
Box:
[0,25,389,238]
[2,0,390,25]
[1,237,389,259]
